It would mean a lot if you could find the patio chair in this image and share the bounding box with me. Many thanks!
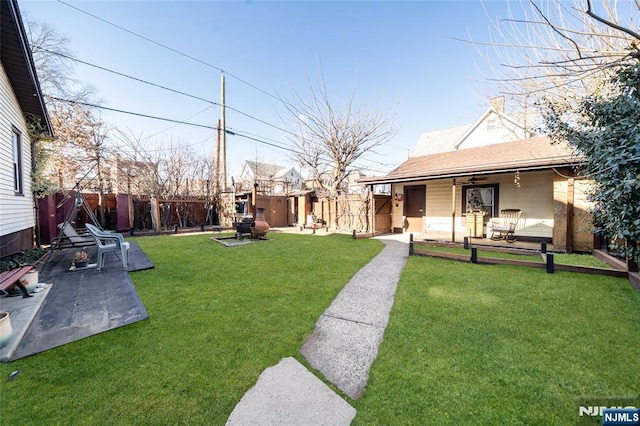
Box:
[55,223,95,248]
[488,209,522,243]
[85,224,130,272]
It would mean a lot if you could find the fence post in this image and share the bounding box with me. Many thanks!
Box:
[541,242,547,254]
[546,252,554,273]
[352,229,356,239]
[463,236,469,250]
[174,225,178,234]
[409,233,414,255]
[471,247,478,264]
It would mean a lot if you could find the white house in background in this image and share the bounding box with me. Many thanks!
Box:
[345,170,390,195]
[412,96,536,157]
[359,97,593,253]
[0,0,53,257]
[238,160,303,194]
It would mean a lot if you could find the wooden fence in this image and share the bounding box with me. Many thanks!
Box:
[309,194,392,234]
[37,191,393,244]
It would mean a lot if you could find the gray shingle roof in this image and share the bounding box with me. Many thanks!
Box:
[360,137,580,184]
[412,124,472,156]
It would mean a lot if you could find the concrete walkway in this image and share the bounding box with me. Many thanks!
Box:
[227,235,409,425]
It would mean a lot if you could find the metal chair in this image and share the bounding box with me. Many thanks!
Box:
[85,224,130,271]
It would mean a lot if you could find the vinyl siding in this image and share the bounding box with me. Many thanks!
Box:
[391,170,556,238]
[492,170,554,238]
[425,180,465,234]
[0,63,34,237]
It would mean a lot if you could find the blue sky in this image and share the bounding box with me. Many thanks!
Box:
[20,0,509,180]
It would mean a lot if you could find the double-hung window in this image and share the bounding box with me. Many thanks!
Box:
[463,184,499,219]
[12,128,23,194]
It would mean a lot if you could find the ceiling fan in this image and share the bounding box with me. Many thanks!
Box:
[465,176,487,185]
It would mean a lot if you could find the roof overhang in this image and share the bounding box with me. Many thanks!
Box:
[1,0,53,136]
[359,162,581,185]
[359,137,582,185]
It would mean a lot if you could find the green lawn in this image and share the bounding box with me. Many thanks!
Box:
[1,233,638,425]
[353,255,640,425]
[0,233,382,425]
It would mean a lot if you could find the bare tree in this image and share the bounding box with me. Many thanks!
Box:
[113,129,163,197]
[283,76,396,229]
[27,18,101,196]
[472,1,640,264]
[46,101,111,188]
[470,0,640,110]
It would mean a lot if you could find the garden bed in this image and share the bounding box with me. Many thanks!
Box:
[0,248,50,273]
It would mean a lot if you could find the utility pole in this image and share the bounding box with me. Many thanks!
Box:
[220,73,227,193]
[214,118,221,196]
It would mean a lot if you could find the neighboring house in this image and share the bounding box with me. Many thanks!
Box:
[238,160,303,194]
[345,170,367,194]
[345,170,390,195]
[413,96,536,156]
[360,120,592,253]
[110,156,160,196]
[0,0,53,257]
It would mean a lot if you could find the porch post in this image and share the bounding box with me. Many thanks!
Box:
[369,186,374,235]
[451,178,456,242]
[566,177,574,253]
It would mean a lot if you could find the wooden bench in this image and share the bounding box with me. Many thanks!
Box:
[0,265,34,298]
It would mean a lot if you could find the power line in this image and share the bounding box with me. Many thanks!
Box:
[50,96,220,131]
[227,127,289,147]
[56,0,282,102]
[41,47,297,137]
[144,106,214,140]
[42,4,395,175]
[41,47,216,105]
[51,96,304,156]
[231,130,304,156]
[114,136,214,156]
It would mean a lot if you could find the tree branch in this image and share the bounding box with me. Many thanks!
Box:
[585,0,640,42]
[530,0,584,58]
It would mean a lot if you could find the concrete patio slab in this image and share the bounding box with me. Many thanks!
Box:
[0,285,52,362]
[300,315,385,400]
[2,241,152,362]
[226,357,356,426]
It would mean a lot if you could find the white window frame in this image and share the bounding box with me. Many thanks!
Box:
[12,128,23,194]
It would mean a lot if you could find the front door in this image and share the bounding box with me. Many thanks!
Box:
[404,185,426,233]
